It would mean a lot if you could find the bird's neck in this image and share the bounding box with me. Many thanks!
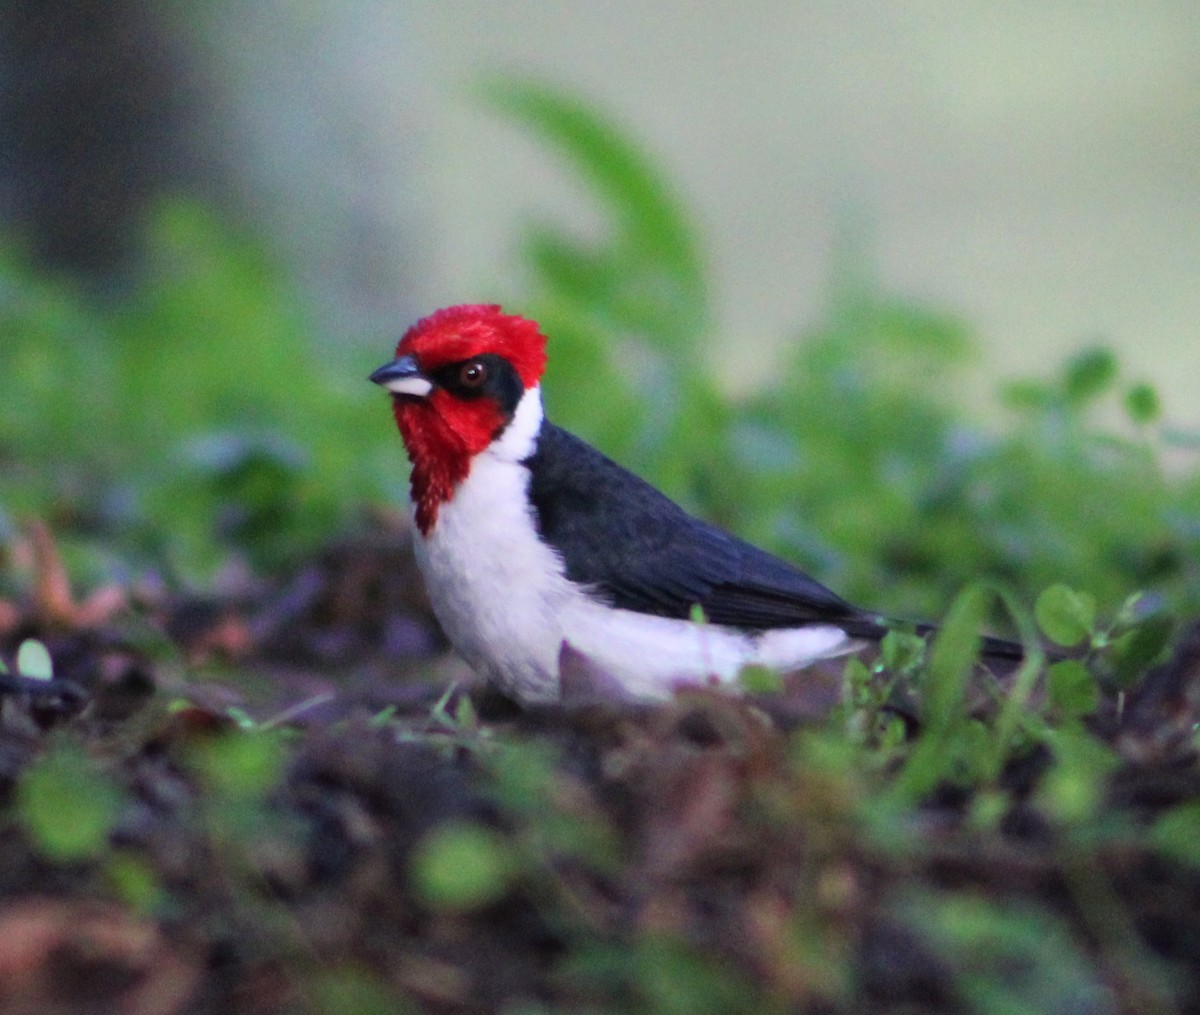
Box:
[401,385,546,536]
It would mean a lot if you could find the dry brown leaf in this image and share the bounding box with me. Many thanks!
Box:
[27,520,127,629]
[0,898,200,1015]
[0,597,19,635]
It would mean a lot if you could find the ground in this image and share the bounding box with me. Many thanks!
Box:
[0,517,1198,1015]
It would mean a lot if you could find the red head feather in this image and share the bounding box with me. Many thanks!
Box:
[396,304,547,387]
[389,305,548,534]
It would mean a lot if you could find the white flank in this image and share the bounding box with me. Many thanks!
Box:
[559,604,854,702]
[414,385,857,703]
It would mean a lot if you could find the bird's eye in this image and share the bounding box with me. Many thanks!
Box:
[459,360,488,388]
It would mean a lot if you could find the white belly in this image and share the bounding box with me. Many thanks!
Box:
[414,450,570,701]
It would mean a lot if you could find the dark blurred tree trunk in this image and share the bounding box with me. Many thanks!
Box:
[0,0,194,281]
[0,3,425,338]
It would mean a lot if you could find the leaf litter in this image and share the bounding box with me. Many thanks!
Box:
[0,519,1198,1014]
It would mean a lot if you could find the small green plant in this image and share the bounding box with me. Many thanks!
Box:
[409,821,519,913]
[1036,583,1176,697]
[903,891,1113,1014]
[1152,802,1200,868]
[191,726,289,804]
[15,737,125,861]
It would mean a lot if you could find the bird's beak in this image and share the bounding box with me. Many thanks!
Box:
[369,354,433,398]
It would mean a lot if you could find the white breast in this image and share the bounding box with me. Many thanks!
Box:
[414,386,574,700]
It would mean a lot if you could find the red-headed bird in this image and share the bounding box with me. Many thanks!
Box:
[371,304,1020,703]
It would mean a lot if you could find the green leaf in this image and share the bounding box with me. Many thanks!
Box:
[633,935,761,1015]
[842,656,871,689]
[1037,728,1118,824]
[1124,382,1160,424]
[1152,802,1200,867]
[489,741,562,814]
[481,76,709,348]
[1046,660,1099,717]
[16,639,53,680]
[1001,378,1055,413]
[308,967,407,1015]
[17,741,124,861]
[924,586,986,731]
[893,586,986,800]
[1035,585,1096,648]
[738,664,782,694]
[410,822,517,913]
[453,693,478,731]
[879,629,925,673]
[840,656,875,721]
[906,891,1108,1013]
[1062,347,1117,404]
[1110,614,1174,687]
[106,853,165,913]
[192,730,287,801]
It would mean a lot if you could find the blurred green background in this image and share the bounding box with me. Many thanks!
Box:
[1,3,1198,628]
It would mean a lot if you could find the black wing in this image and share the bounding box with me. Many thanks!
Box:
[522,423,889,638]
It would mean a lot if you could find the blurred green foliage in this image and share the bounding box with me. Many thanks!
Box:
[483,79,1200,634]
[903,891,1113,1014]
[2,79,1198,629]
[481,77,723,497]
[409,820,518,913]
[16,735,125,862]
[1,204,393,580]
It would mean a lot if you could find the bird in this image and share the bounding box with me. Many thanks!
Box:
[370,303,1023,704]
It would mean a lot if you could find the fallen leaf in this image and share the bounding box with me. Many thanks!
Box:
[0,898,200,1015]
